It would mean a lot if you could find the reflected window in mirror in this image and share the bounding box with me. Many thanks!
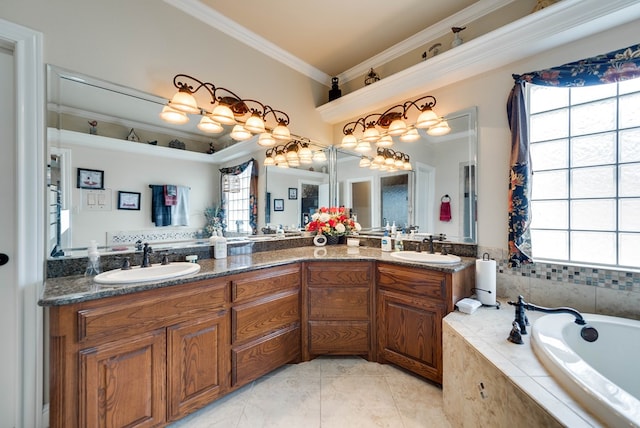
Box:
[221,159,258,236]
[381,174,409,228]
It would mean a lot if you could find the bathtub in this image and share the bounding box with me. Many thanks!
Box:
[532,313,640,427]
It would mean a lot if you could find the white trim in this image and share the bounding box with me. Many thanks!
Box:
[318,0,640,124]
[0,17,45,428]
[336,0,516,85]
[165,0,330,85]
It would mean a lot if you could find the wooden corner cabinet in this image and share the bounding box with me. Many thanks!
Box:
[376,262,473,384]
[302,261,374,360]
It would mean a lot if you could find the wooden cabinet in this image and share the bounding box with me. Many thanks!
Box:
[230,264,301,388]
[303,261,374,360]
[49,278,229,428]
[376,262,473,384]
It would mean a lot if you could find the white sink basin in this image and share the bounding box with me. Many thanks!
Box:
[390,251,461,264]
[94,262,201,285]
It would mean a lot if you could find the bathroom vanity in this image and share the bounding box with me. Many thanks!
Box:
[41,246,474,428]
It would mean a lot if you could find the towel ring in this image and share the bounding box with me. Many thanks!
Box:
[441,194,451,202]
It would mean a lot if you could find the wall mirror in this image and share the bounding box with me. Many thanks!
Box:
[46,65,262,258]
[335,107,477,243]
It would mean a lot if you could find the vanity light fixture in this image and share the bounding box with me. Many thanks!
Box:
[160,74,291,142]
[361,148,412,171]
[340,95,449,148]
[263,139,317,168]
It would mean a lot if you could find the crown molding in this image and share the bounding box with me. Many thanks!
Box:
[165,0,331,85]
[336,0,517,85]
[317,0,640,124]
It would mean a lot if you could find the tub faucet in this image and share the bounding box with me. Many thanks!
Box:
[141,243,153,267]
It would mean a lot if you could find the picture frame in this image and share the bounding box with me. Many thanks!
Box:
[77,168,104,189]
[117,191,141,210]
[274,198,284,211]
[288,187,298,200]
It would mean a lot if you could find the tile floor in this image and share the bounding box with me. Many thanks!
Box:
[168,356,452,428]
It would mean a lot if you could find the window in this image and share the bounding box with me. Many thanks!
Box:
[222,163,253,234]
[528,78,640,269]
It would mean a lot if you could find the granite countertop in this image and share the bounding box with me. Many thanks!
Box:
[40,246,475,307]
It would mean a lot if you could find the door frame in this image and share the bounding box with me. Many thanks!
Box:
[0,18,45,428]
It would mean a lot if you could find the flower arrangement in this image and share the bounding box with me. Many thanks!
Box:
[306,206,361,236]
[204,205,225,237]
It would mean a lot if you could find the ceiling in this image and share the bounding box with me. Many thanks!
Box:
[198,0,478,77]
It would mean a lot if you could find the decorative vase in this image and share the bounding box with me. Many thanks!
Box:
[326,235,341,245]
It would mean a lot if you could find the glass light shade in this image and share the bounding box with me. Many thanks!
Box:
[416,108,439,128]
[373,154,385,164]
[362,125,380,142]
[403,161,412,170]
[298,145,312,158]
[168,90,200,114]
[211,104,236,125]
[355,140,372,152]
[274,152,286,163]
[394,157,404,167]
[277,161,289,168]
[369,162,380,170]
[159,105,189,124]
[359,157,371,167]
[230,124,251,141]
[312,151,327,162]
[288,158,300,167]
[426,119,451,136]
[272,123,291,141]
[299,155,313,164]
[379,164,388,171]
[258,132,276,147]
[263,156,275,166]
[197,115,223,133]
[384,156,395,165]
[376,135,393,147]
[286,150,299,161]
[341,133,357,148]
[244,114,266,134]
[388,119,408,136]
[400,128,420,142]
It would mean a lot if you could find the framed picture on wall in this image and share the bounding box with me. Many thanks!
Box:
[288,187,298,200]
[77,168,104,189]
[117,191,141,210]
[274,198,284,211]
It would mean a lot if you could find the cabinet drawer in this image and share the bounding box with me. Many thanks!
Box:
[77,279,228,343]
[308,321,370,354]
[232,326,300,387]
[232,264,300,303]
[306,262,371,286]
[377,263,447,300]
[232,291,299,343]
[308,287,370,320]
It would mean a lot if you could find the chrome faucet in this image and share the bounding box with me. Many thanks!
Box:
[141,243,153,267]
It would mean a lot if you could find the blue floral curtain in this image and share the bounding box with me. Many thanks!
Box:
[219,159,259,235]
[507,43,640,267]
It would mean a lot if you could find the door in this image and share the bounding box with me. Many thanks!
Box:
[0,20,45,428]
[0,40,18,428]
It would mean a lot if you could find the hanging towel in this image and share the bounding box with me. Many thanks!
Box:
[151,185,172,226]
[440,195,452,222]
[171,186,190,226]
[164,185,177,206]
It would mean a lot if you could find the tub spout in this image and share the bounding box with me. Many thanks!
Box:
[509,296,587,326]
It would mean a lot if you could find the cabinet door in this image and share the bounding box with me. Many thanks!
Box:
[79,329,166,428]
[167,311,229,421]
[377,289,445,384]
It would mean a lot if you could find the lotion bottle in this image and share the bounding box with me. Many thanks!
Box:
[84,240,102,276]
[381,230,392,252]
[214,230,227,259]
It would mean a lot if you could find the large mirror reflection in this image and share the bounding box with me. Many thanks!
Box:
[46,65,478,260]
[335,108,477,243]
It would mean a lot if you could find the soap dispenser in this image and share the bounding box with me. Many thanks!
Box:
[84,240,102,276]
[381,230,392,252]
[214,230,227,259]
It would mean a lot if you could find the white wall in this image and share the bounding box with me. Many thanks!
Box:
[64,142,217,247]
